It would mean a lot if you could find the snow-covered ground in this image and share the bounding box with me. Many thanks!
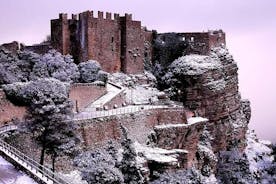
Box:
[108,72,160,105]
[245,130,274,176]
[125,86,160,105]
[85,82,123,111]
[0,156,37,184]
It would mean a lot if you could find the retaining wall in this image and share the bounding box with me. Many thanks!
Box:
[0,89,27,126]
[76,107,186,148]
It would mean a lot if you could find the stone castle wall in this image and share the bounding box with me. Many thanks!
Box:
[51,11,152,74]
[181,30,225,55]
[157,30,226,56]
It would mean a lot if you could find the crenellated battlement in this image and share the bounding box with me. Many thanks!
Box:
[57,11,134,22]
[51,10,225,74]
[51,10,146,74]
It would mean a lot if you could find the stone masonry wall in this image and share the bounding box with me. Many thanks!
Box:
[3,107,186,172]
[69,83,107,112]
[0,83,107,124]
[156,30,226,58]
[0,89,27,126]
[78,11,122,72]
[120,15,144,74]
[76,107,186,149]
[51,11,149,74]
[103,90,127,109]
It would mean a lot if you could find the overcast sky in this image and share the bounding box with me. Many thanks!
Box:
[0,0,275,141]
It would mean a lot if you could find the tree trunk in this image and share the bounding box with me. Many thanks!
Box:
[40,145,45,166]
[52,155,56,172]
[40,131,47,166]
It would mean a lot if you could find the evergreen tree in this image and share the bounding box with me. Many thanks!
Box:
[3,78,78,170]
[119,124,145,184]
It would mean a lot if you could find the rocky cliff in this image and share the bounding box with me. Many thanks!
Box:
[149,46,275,183]
[161,47,250,153]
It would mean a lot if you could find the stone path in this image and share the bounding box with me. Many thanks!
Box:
[84,82,123,111]
[74,105,172,121]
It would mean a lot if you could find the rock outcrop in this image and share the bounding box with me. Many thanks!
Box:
[162,47,251,153]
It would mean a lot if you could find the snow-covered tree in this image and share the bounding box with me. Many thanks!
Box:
[196,127,217,177]
[217,150,257,184]
[75,150,124,184]
[0,47,34,85]
[0,48,80,85]
[119,125,145,184]
[150,168,204,184]
[30,50,80,83]
[78,60,108,83]
[3,78,78,170]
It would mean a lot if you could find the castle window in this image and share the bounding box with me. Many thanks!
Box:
[111,36,114,51]
[191,37,194,42]
[144,52,148,58]
[182,37,186,41]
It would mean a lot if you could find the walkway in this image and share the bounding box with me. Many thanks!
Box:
[0,125,71,184]
[84,82,123,111]
[74,104,182,121]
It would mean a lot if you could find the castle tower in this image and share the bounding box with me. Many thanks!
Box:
[51,13,70,55]
[51,11,148,74]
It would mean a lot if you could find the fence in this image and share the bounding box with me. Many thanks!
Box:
[0,125,72,184]
[0,124,18,134]
[73,105,181,121]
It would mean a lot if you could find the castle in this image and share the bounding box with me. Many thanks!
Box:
[1,11,226,74]
[51,11,153,74]
[0,11,254,181]
[50,10,226,74]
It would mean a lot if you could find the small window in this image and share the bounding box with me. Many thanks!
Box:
[144,52,148,58]
[111,36,114,43]
[191,37,194,42]
[182,37,186,41]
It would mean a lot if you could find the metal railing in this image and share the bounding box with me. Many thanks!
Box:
[0,126,71,184]
[74,105,182,121]
[0,124,18,134]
